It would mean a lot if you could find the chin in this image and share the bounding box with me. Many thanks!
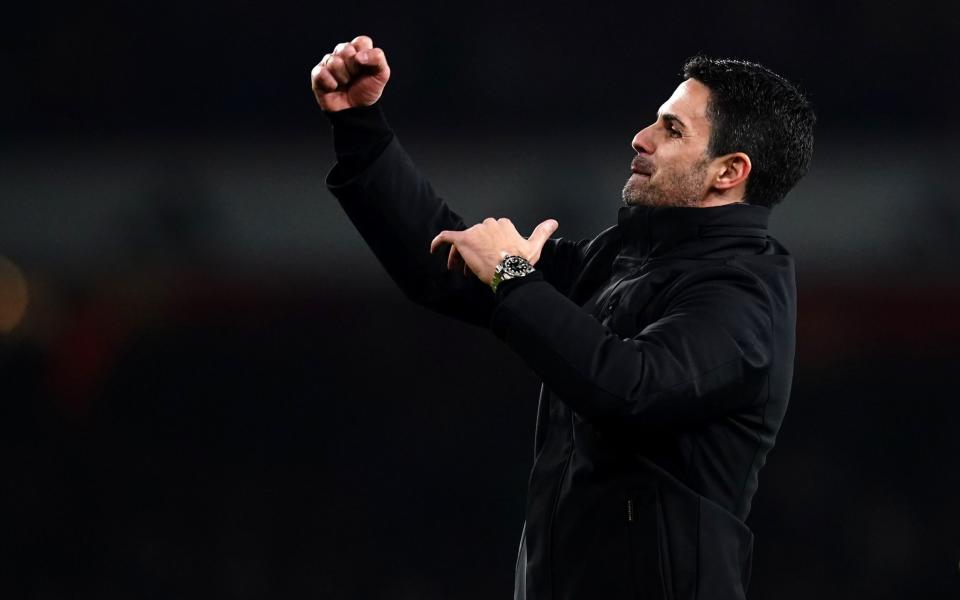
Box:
[621,181,645,206]
[622,184,656,207]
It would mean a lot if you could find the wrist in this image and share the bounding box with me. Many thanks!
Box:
[490,255,536,293]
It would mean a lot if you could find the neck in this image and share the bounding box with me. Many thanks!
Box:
[699,184,746,207]
[700,196,744,208]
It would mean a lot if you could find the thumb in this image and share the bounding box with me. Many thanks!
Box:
[527,219,559,250]
[356,48,388,73]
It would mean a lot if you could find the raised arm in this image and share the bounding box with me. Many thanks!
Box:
[312,36,569,326]
[312,36,496,326]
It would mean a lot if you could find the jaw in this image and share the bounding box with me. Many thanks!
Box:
[623,169,709,208]
[622,174,664,207]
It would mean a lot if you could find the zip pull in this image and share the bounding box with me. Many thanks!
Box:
[627,498,635,523]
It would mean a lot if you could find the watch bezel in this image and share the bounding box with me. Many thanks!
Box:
[502,255,532,277]
[491,255,535,293]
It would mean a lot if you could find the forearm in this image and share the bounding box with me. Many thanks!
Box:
[490,277,766,427]
[326,103,394,175]
[326,105,494,325]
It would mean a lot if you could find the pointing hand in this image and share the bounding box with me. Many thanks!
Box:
[429,218,560,285]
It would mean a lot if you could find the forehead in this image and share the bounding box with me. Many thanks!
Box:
[658,78,711,129]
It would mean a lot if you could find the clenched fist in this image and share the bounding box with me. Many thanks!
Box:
[310,35,391,112]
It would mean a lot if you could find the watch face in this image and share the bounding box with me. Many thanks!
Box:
[503,256,532,277]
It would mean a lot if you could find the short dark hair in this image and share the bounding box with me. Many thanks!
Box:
[682,56,815,207]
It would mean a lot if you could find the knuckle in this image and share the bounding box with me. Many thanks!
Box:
[313,73,332,90]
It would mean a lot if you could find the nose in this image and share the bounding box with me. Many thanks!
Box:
[631,123,655,155]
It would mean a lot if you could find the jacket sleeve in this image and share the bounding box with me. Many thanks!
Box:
[489,265,774,427]
[325,104,587,325]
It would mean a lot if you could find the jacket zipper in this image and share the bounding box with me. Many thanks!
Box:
[545,242,651,596]
[600,256,651,318]
[547,412,576,600]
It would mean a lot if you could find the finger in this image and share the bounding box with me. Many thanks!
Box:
[311,64,340,92]
[325,55,351,85]
[351,35,374,52]
[497,217,520,235]
[355,47,388,73]
[527,219,559,249]
[430,230,459,254]
[334,42,361,77]
[447,245,464,271]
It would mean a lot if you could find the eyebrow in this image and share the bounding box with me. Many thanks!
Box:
[658,112,688,131]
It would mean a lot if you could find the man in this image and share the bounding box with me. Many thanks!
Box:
[311,35,814,600]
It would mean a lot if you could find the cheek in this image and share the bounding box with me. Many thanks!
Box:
[661,154,704,180]
[651,158,677,181]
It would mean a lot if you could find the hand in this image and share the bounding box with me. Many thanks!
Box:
[429,218,559,285]
[310,35,391,112]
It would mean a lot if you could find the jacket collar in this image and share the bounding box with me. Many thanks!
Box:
[615,202,771,260]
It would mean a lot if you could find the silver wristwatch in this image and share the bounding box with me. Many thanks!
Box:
[491,255,535,293]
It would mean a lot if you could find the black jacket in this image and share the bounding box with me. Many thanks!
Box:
[325,105,797,600]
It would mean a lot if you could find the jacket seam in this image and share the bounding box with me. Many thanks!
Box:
[735,375,770,517]
[694,496,701,600]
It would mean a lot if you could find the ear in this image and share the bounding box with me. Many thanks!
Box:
[711,152,752,192]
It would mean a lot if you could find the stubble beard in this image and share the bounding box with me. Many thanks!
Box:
[621,158,710,208]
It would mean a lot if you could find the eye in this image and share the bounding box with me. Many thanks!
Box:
[667,125,682,138]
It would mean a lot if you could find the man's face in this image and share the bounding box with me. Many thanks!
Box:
[622,79,714,207]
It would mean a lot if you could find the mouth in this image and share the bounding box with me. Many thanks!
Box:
[630,158,653,177]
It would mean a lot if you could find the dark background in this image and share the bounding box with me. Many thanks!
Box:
[2,1,959,598]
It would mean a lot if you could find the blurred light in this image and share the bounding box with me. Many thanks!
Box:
[0,255,29,333]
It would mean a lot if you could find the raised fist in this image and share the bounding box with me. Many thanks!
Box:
[310,35,391,112]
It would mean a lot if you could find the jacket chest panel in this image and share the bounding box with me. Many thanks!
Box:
[538,262,692,440]
[585,261,687,338]
[533,258,725,483]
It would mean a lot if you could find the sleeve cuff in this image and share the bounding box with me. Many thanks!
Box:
[324,103,394,174]
[494,270,545,303]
